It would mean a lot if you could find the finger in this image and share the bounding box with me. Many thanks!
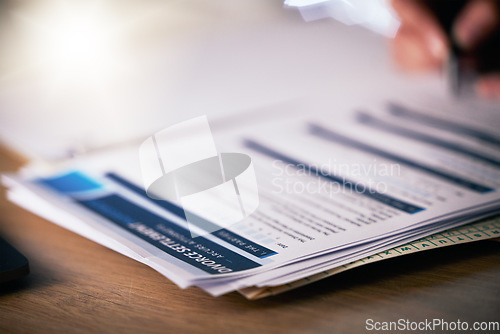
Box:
[453,0,500,50]
[476,74,500,100]
[391,0,448,61]
[391,25,443,71]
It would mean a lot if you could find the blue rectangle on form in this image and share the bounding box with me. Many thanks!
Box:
[39,171,103,194]
[78,194,262,275]
[105,172,278,259]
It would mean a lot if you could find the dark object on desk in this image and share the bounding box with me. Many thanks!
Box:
[0,236,29,283]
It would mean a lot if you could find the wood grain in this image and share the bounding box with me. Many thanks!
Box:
[0,146,499,334]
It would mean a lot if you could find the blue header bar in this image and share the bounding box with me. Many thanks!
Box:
[78,194,261,274]
[105,172,278,259]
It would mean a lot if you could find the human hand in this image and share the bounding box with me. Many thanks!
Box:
[391,0,500,99]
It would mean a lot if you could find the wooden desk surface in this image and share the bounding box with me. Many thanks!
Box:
[1,148,499,334]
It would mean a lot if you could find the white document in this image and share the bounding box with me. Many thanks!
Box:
[3,98,499,295]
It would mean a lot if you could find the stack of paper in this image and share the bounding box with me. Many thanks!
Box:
[240,217,500,299]
[3,98,500,297]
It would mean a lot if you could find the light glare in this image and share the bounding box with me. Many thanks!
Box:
[18,1,121,88]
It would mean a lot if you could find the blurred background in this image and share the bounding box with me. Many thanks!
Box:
[0,0,431,161]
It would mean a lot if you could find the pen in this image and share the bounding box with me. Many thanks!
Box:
[446,40,463,96]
